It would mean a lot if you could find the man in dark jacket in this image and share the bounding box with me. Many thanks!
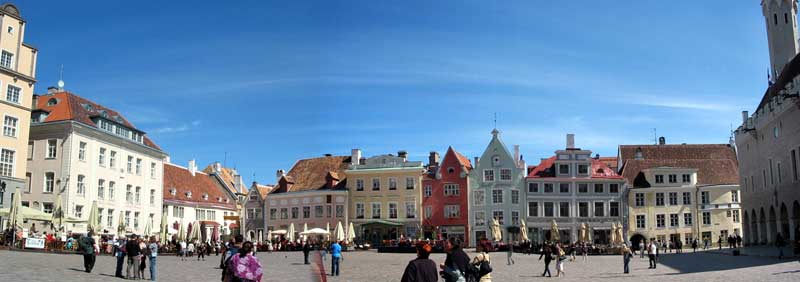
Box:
[539,242,553,277]
[303,241,311,264]
[401,242,439,282]
[442,237,471,282]
[114,238,126,278]
[126,235,141,279]
[79,232,96,273]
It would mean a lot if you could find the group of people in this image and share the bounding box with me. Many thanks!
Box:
[220,235,264,282]
[400,237,493,282]
[110,234,158,280]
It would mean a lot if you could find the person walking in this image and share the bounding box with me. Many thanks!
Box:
[622,244,633,274]
[114,238,127,278]
[647,239,657,269]
[221,235,244,282]
[692,239,698,253]
[197,242,206,261]
[582,242,589,261]
[330,240,343,276]
[126,235,142,279]
[555,243,566,277]
[179,240,187,261]
[441,237,471,282]
[401,242,439,282]
[506,243,514,265]
[229,242,263,282]
[139,238,148,279]
[539,243,553,277]
[718,235,723,251]
[79,232,97,273]
[776,233,785,259]
[302,241,311,265]
[148,236,158,281]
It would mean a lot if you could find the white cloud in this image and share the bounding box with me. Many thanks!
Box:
[148,120,202,135]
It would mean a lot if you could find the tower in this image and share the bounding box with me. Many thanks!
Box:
[763,0,800,78]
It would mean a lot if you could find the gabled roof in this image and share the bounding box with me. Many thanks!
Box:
[163,163,236,209]
[451,147,473,170]
[270,155,351,194]
[618,144,739,187]
[597,157,618,172]
[527,156,623,179]
[619,144,737,163]
[34,91,161,150]
[247,183,273,200]
[202,164,244,195]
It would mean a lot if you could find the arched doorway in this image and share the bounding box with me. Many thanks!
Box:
[780,203,790,239]
[248,230,256,241]
[751,209,759,245]
[793,201,800,241]
[630,234,646,251]
[769,206,778,243]
[743,210,749,246]
[760,207,767,244]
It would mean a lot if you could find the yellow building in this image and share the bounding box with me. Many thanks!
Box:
[619,142,742,250]
[0,3,37,213]
[346,149,425,246]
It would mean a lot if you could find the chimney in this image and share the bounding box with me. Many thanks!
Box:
[351,149,361,164]
[188,159,197,176]
[47,86,59,95]
[658,136,666,145]
[518,154,526,170]
[474,157,479,167]
[513,145,520,167]
[398,150,408,160]
[741,111,749,125]
[213,161,222,173]
[164,156,171,164]
[233,174,243,193]
[359,157,366,165]
[32,94,38,110]
[276,169,286,180]
[429,151,440,167]
[566,134,575,149]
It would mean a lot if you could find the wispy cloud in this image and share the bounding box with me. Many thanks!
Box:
[148,120,202,134]
[616,93,737,112]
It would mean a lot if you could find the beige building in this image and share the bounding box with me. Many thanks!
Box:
[0,3,37,217]
[619,142,742,249]
[347,149,425,246]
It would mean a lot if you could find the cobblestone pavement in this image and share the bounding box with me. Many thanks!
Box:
[1,249,799,282]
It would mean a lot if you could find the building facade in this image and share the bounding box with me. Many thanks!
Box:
[267,155,350,241]
[735,0,800,245]
[421,147,472,243]
[163,161,238,241]
[620,142,742,249]
[24,90,167,235]
[468,129,525,246]
[526,134,626,244]
[243,182,271,241]
[0,3,38,219]
[347,150,425,246]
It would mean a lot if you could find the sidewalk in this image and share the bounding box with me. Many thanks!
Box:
[707,245,798,259]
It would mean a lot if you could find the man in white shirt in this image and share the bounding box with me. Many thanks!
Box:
[647,240,657,269]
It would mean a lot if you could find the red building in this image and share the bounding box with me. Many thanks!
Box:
[422,147,473,243]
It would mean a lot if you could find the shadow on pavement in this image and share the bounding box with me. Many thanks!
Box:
[656,252,787,274]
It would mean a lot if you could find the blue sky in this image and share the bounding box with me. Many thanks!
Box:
[20,1,770,185]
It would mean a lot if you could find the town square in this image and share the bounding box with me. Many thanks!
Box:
[1,1,800,281]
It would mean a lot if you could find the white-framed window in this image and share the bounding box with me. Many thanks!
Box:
[405,177,415,189]
[558,164,569,174]
[636,215,646,229]
[150,162,156,179]
[701,191,709,204]
[356,179,364,191]
[336,205,344,218]
[609,202,620,217]
[682,174,691,183]
[405,201,416,219]
[544,183,554,193]
[511,189,519,204]
[578,183,588,193]
[474,211,486,227]
[702,211,711,225]
[127,156,133,173]
[424,206,432,219]
[0,148,13,176]
[609,183,619,193]
[511,210,520,223]
[5,84,20,104]
[578,164,589,174]
[135,158,142,175]
[107,209,114,228]
[76,175,85,195]
[593,202,604,217]
[124,211,131,226]
[635,193,645,207]
[3,115,17,137]
[126,185,132,203]
[656,214,665,228]
[74,205,83,218]
[499,168,511,181]
[78,142,86,161]
[388,177,397,190]
[731,190,739,202]
[372,178,380,191]
[0,50,13,68]
[655,175,664,184]
[423,185,432,197]
[670,213,679,227]
[444,184,459,196]
[683,192,692,205]
[528,201,538,217]
[150,189,155,205]
[134,212,140,229]
[109,151,116,168]
[388,202,398,218]
[559,183,570,193]
[97,179,105,199]
[655,192,665,206]
[733,210,740,223]
[669,192,678,205]
[668,174,677,183]
[47,139,57,158]
[594,183,604,193]
[108,181,115,200]
[578,202,589,217]
[491,189,503,204]
[371,203,381,219]
[135,186,141,203]
[99,148,106,166]
[44,172,55,193]
[473,190,484,205]
[492,210,504,225]
[559,202,569,217]
[528,183,539,193]
[355,203,364,219]
[27,141,32,160]
[544,202,554,217]
[483,169,494,182]
[684,213,693,226]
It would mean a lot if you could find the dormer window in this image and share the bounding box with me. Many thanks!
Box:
[448,167,455,174]
[169,188,176,196]
[225,198,230,203]
[558,164,569,174]
[578,165,589,174]
[202,193,209,200]
[634,148,643,160]
[47,98,58,106]
[655,175,664,184]
[99,110,108,118]
[217,197,222,202]
[186,191,192,198]
[82,104,94,112]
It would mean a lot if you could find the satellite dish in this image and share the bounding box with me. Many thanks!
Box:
[57,80,64,88]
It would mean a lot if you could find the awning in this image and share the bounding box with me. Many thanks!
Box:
[199,221,220,226]
[360,219,404,226]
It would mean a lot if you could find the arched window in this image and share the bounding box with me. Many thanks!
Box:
[785,13,789,24]
[775,13,779,25]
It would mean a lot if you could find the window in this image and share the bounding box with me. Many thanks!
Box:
[528,183,539,193]
[668,174,677,183]
[5,85,20,104]
[47,139,57,158]
[511,190,519,204]
[134,212,140,229]
[371,203,381,219]
[107,209,114,227]
[75,205,84,218]
[483,170,494,182]
[388,178,397,190]
[280,208,288,219]
[609,202,620,217]
[315,205,323,218]
[670,214,679,227]
[474,211,486,227]
[444,205,460,218]
[76,175,85,195]
[559,183,569,193]
[578,202,589,217]
[731,190,739,202]
[78,142,86,161]
[473,190,484,205]
[594,202,604,217]
[134,186,141,203]
[356,179,364,191]
[655,175,664,184]
[424,206,432,219]
[559,202,569,217]
[0,50,13,68]
[492,189,503,204]
[500,168,511,181]
[511,211,520,224]
[493,210,504,225]
[372,178,380,191]
[110,151,117,168]
[98,148,106,166]
[424,185,432,197]
[135,158,142,175]
[636,215,646,229]
[635,193,645,207]
[44,172,55,193]
[702,212,711,225]
[108,181,115,200]
[594,183,603,193]
[291,207,299,219]
[792,150,798,182]
[127,156,133,173]
[388,202,398,218]
[0,148,13,177]
[544,202,554,217]
[701,191,709,204]
[406,177,415,189]
[150,162,156,179]
[778,162,783,183]
[3,115,17,137]
[656,214,665,228]
[444,184,459,196]
[609,183,619,193]
[682,174,691,183]
[528,202,538,217]
[733,210,740,223]
[27,141,32,160]
[269,208,277,220]
[150,189,155,205]
[303,206,310,218]
[578,183,588,193]
[578,164,588,174]
[97,179,105,199]
[682,192,692,205]
[336,205,344,218]
[558,164,569,174]
[544,183,554,193]
[669,192,678,205]
[42,202,53,214]
[126,185,132,203]
[655,193,664,206]
[684,213,693,226]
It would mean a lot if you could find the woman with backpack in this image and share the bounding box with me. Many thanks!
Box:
[440,237,471,282]
[471,252,492,282]
[227,241,263,282]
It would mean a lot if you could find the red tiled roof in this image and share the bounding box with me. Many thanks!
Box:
[270,155,351,194]
[163,163,236,209]
[255,184,273,199]
[451,147,473,170]
[618,144,739,187]
[202,165,243,195]
[619,144,737,163]
[34,91,161,150]
[597,157,618,172]
[527,156,623,179]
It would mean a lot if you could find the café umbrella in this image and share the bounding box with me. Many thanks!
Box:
[178,221,186,242]
[491,218,502,242]
[8,188,22,229]
[616,221,625,245]
[347,222,356,243]
[50,192,64,237]
[117,210,126,238]
[287,223,296,242]
[335,221,345,242]
[610,223,618,245]
[519,218,529,242]
[550,220,560,242]
[159,210,169,243]
[86,200,100,233]
[326,222,331,241]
